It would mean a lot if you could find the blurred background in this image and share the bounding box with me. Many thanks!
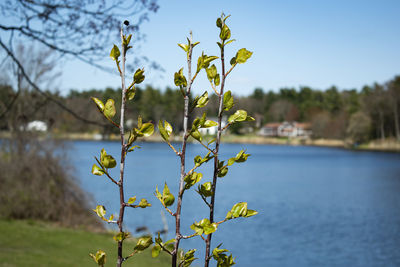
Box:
[0,0,400,266]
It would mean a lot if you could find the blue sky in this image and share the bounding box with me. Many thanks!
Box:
[61,0,400,95]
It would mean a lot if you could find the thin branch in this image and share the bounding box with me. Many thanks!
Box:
[0,38,108,127]
[198,193,211,208]
[167,141,179,155]
[225,63,237,77]
[94,157,119,185]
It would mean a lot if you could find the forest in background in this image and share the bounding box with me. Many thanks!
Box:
[1,75,399,144]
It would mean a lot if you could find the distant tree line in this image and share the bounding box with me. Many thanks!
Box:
[1,75,399,143]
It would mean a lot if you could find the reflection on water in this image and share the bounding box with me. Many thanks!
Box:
[70,141,400,266]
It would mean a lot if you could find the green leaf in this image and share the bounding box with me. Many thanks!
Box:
[182,249,197,267]
[220,24,231,41]
[128,145,140,152]
[100,149,116,169]
[110,44,120,61]
[245,209,258,218]
[113,232,130,242]
[203,120,217,128]
[228,110,247,123]
[230,57,236,66]
[134,68,145,84]
[89,250,106,266]
[194,155,202,166]
[196,91,209,108]
[197,53,218,73]
[225,202,257,220]
[174,68,187,87]
[152,244,161,258]
[162,183,175,207]
[190,129,202,142]
[93,205,106,218]
[234,150,250,163]
[235,48,253,64]
[203,222,218,235]
[91,164,104,176]
[223,91,234,111]
[212,245,235,267]
[138,198,151,208]
[206,65,217,81]
[184,172,203,190]
[104,99,116,119]
[225,39,236,46]
[214,74,220,86]
[216,17,222,28]
[198,182,213,197]
[91,97,104,112]
[217,166,228,177]
[123,34,132,47]
[245,116,255,121]
[190,219,218,236]
[192,113,206,129]
[134,236,153,252]
[178,43,189,52]
[140,122,154,137]
[155,186,163,203]
[158,120,172,142]
[126,86,136,100]
[164,121,173,136]
[127,196,136,204]
[227,158,236,166]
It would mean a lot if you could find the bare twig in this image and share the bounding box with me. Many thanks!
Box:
[0,38,108,127]
[116,25,127,267]
[204,36,227,267]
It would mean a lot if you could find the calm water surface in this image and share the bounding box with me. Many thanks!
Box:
[70,141,400,267]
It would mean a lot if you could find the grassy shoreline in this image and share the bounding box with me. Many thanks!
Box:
[1,131,399,152]
[0,219,169,267]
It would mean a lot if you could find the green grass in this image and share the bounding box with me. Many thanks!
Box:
[0,219,170,267]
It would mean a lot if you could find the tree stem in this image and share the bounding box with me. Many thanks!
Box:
[172,33,194,267]
[205,42,226,267]
[117,26,127,267]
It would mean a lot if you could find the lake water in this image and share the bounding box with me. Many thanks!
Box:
[70,141,400,267]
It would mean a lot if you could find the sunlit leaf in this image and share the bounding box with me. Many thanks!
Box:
[198,182,213,197]
[91,97,104,112]
[113,232,130,242]
[92,205,106,218]
[140,122,154,137]
[162,183,175,207]
[228,110,247,123]
[138,198,151,208]
[152,244,161,258]
[100,148,116,169]
[104,99,116,119]
[89,250,106,266]
[91,164,104,176]
[134,68,145,84]
[127,196,137,204]
[235,48,253,64]
[223,91,234,111]
[110,44,120,61]
[174,68,187,87]
[134,236,153,252]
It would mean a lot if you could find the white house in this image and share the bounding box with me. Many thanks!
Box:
[259,121,312,137]
[25,120,48,132]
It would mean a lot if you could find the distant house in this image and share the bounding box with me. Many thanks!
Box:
[259,121,311,137]
[259,122,281,137]
[27,120,48,132]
